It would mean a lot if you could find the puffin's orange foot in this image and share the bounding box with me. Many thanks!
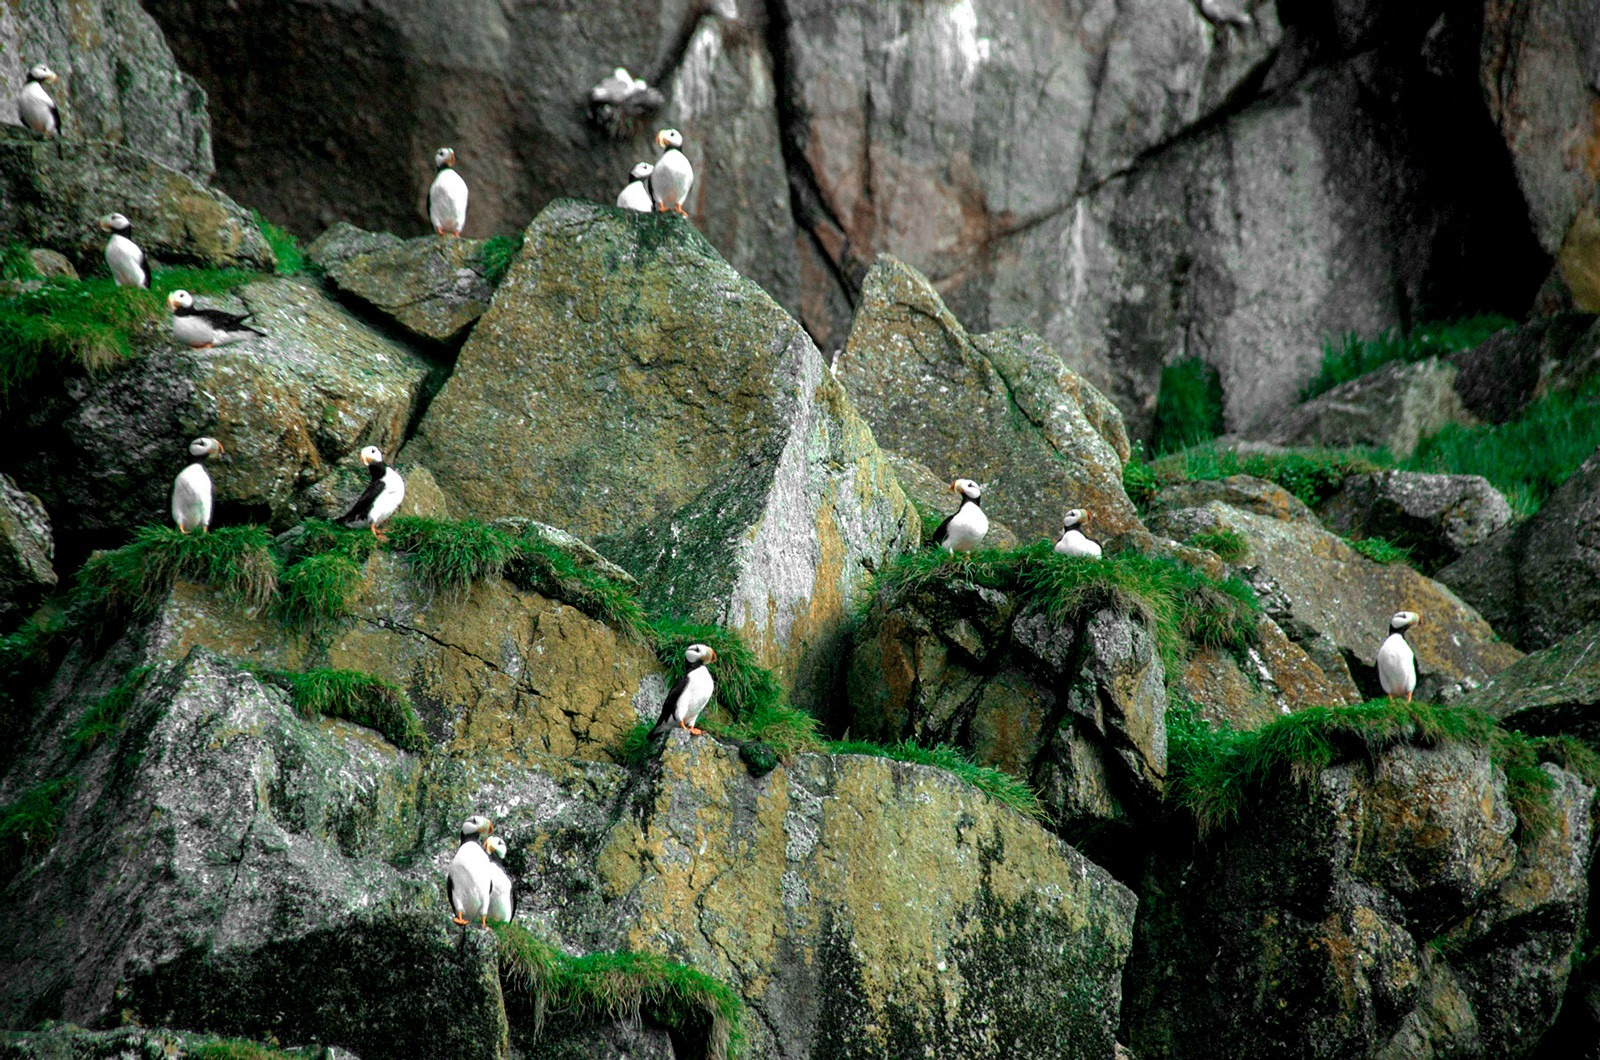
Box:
[480,916,488,928]
[452,915,469,925]
[675,205,689,216]
[178,526,188,536]
[688,726,705,736]
[1406,692,1413,703]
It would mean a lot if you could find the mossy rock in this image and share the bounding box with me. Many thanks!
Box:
[307,222,497,342]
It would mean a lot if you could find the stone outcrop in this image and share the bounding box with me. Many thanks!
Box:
[406,200,917,710]
[1247,358,1473,458]
[307,222,499,343]
[0,127,271,276]
[836,257,1138,544]
[0,0,213,178]
[1451,312,1600,423]
[1318,470,1515,573]
[1455,624,1600,743]
[0,476,55,628]
[1437,445,1600,652]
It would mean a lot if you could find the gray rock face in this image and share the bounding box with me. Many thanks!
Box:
[1319,470,1515,573]
[0,0,213,179]
[1437,446,1600,652]
[307,223,498,342]
[1147,474,1316,525]
[0,126,272,276]
[885,449,1019,550]
[0,475,55,627]
[1248,358,1472,458]
[1451,312,1600,424]
[1455,624,1600,744]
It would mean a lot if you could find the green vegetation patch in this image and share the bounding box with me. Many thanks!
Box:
[1301,315,1513,401]
[0,776,77,881]
[77,525,278,625]
[1127,444,1384,512]
[68,666,152,751]
[1345,535,1413,566]
[1,241,40,281]
[515,534,647,636]
[1185,529,1247,562]
[829,739,1046,821]
[253,667,426,751]
[190,1040,302,1060]
[384,516,519,591]
[649,617,785,723]
[477,233,526,286]
[1152,357,1226,455]
[493,921,743,1060]
[253,211,305,276]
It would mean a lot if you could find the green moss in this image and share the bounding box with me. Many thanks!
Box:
[189,1041,301,1060]
[493,921,744,1060]
[383,516,519,591]
[252,667,426,751]
[1346,536,1413,566]
[1152,358,1225,455]
[276,551,363,632]
[0,776,77,881]
[1186,529,1247,562]
[511,533,647,636]
[76,525,278,625]
[1122,451,1162,512]
[1143,445,1384,508]
[477,233,525,286]
[253,210,305,276]
[1301,315,1513,401]
[67,666,152,751]
[828,739,1047,821]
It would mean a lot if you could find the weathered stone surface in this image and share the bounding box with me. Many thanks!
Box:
[1454,624,1600,743]
[836,257,1138,544]
[297,461,453,525]
[308,222,497,342]
[0,127,270,276]
[1248,358,1472,458]
[1122,742,1593,1060]
[885,449,1018,550]
[1319,471,1515,573]
[1147,474,1315,524]
[0,277,435,554]
[1451,312,1600,423]
[1437,445,1600,652]
[1149,501,1522,700]
[0,0,212,178]
[407,200,917,709]
[0,1024,358,1059]
[0,474,55,627]
[1179,614,1360,731]
[25,248,75,280]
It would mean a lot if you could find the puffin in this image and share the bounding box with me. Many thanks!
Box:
[429,147,468,237]
[337,445,405,539]
[18,64,60,136]
[617,162,656,212]
[166,290,265,349]
[446,815,494,928]
[650,129,694,215]
[1376,611,1419,703]
[98,213,147,288]
[1054,509,1102,558]
[650,643,718,743]
[484,835,517,924]
[1197,0,1254,28]
[171,437,226,534]
[928,479,989,553]
[588,66,664,137]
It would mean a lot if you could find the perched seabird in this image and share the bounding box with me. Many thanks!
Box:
[929,479,989,553]
[446,815,494,928]
[98,213,147,288]
[166,290,265,348]
[1376,611,1419,703]
[650,129,694,215]
[587,66,664,137]
[1054,509,1102,558]
[429,147,468,237]
[1197,0,1253,29]
[337,445,405,539]
[617,162,656,212]
[650,643,718,743]
[19,64,60,136]
[484,835,517,924]
[171,437,226,534]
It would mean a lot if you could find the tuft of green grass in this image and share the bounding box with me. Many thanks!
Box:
[1301,315,1514,401]
[828,739,1047,821]
[1185,529,1248,563]
[477,233,525,286]
[67,666,152,751]
[1152,358,1226,455]
[1,241,40,281]
[1122,450,1162,511]
[512,533,648,635]
[708,701,826,760]
[190,1041,300,1060]
[0,776,77,880]
[276,552,363,632]
[1346,536,1413,566]
[383,516,518,591]
[493,921,743,1060]
[1142,445,1384,508]
[76,525,278,625]
[253,211,305,275]
[253,667,426,751]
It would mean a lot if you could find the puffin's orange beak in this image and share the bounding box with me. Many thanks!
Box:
[950,481,960,493]
[656,130,669,149]
[44,72,58,84]
[706,648,718,663]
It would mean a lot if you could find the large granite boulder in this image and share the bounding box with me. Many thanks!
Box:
[1451,312,1600,423]
[0,476,55,628]
[307,222,498,343]
[836,257,1138,544]
[0,127,272,276]
[406,200,917,708]
[1437,445,1600,652]
[1455,624,1600,744]
[1246,358,1472,458]
[0,0,212,179]
[0,277,436,556]
[1318,470,1515,573]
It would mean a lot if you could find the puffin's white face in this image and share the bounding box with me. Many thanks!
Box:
[630,161,654,181]
[99,212,132,234]
[685,643,717,665]
[951,478,982,501]
[434,147,456,169]
[612,66,631,81]
[1062,508,1088,528]
[484,835,508,859]
[28,64,57,85]
[359,445,385,466]
[166,289,194,311]
[1390,611,1419,631]
[656,128,683,150]
[190,437,223,459]
[461,815,493,837]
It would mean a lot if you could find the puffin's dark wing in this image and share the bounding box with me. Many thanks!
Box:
[47,100,60,135]
[927,511,956,548]
[338,475,387,524]
[508,875,517,920]
[650,672,691,736]
[446,872,456,913]
[194,307,265,335]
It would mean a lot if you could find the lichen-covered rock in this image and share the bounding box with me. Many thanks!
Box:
[1148,474,1316,525]
[307,222,498,342]
[1318,470,1514,573]
[407,200,917,709]
[1436,446,1600,652]
[0,475,55,627]
[1179,614,1360,732]
[1451,312,1600,423]
[0,127,270,275]
[1247,358,1472,458]
[836,257,1139,544]
[0,0,213,179]
[0,277,435,554]
[1122,742,1593,1060]
[1454,624,1600,742]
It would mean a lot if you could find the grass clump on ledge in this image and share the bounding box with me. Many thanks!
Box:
[67,666,153,751]
[253,210,305,276]
[1186,529,1248,562]
[477,233,525,286]
[252,667,426,751]
[493,921,743,1060]
[0,776,77,881]
[1151,357,1226,455]
[76,525,278,625]
[1300,315,1513,402]
[829,739,1047,821]
[1346,536,1412,566]
[1127,444,1384,511]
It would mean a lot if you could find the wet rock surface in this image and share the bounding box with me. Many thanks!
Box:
[307,222,498,342]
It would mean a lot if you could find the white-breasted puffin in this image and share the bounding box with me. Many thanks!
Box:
[19,64,60,136]
[650,129,694,215]
[588,67,664,136]
[1054,509,1102,558]
[650,643,718,742]
[446,815,494,928]
[484,835,517,924]
[98,213,147,288]
[171,437,226,534]
[617,162,656,212]
[1376,611,1419,703]
[166,290,265,349]
[337,445,405,539]
[428,147,468,237]
[929,479,989,553]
